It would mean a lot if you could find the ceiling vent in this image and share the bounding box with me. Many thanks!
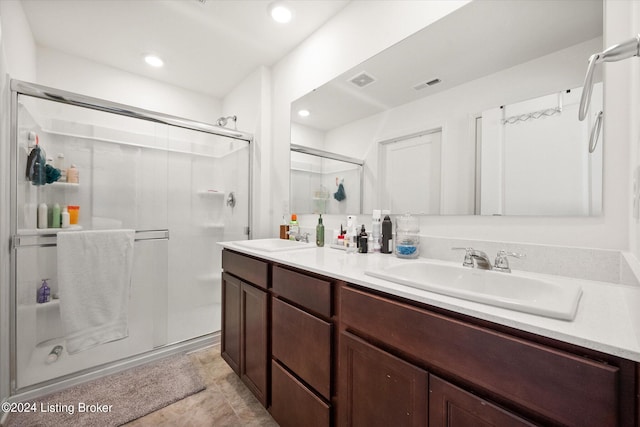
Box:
[349,72,376,88]
[413,78,442,91]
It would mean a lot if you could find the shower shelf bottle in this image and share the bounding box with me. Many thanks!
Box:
[37,279,50,304]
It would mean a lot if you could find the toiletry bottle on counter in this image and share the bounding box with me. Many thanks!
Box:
[38,203,48,229]
[316,214,325,247]
[280,216,289,239]
[381,213,393,254]
[346,215,357,253]
[61,206,70,228]
[37,279,50,303]
[371,209,381,252]
[359,225,368,253]
[289,214,299,240]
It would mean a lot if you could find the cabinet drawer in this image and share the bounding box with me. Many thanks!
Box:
[272,298,332,399]
[272,265,332,317]
[270,360,330,427]
[341,285,619,427]
[222,250,269,289]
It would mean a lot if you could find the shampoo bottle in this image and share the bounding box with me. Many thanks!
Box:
[316,214,325,247]
[51,203,61,228]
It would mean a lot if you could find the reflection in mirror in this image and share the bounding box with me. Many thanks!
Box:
[290,144,363,215]
[290,0,603,216]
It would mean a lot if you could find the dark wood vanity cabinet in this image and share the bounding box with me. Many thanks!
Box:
[221,249,639,427]
[221,250,269,406]
[339,283,637,427]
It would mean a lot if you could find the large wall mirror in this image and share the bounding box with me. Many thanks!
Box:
[290,0,604,216]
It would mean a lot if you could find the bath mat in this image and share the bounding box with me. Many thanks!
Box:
[6,354,206,426]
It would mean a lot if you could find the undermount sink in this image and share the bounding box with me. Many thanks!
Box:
[233,238,315,252]
[365,262,582,320]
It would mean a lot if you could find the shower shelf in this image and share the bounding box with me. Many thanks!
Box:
[198,189,225,197]
[18,225,83,236]
[202,223,224,229]
[50,182,79,189]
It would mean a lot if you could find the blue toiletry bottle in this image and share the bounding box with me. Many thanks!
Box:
[37,279,50,303]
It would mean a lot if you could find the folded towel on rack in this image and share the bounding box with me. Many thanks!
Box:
[57,229,135,354]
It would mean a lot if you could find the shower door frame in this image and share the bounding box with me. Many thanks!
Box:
[8,79,253,396]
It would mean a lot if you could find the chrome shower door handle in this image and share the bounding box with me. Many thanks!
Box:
[578,53,600,121]
[589,110,604,153]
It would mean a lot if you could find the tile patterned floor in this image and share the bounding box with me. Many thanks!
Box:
[125,345,278,427]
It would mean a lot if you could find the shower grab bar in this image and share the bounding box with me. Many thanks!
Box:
[11,229,170,249]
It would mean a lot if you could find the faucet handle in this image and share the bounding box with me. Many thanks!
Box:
[452,247,474,268]
[494,250,526,273]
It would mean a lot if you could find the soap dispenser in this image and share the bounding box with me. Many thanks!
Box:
[316,214,325,247]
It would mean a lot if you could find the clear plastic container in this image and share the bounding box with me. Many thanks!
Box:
[395,214,420,258]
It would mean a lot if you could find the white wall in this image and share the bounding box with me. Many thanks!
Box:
[36,47,222,124]
[222,66,271,238]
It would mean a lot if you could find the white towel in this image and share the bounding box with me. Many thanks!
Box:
[57,229,135,354]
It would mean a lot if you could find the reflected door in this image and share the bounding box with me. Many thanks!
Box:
[380,131,442,214]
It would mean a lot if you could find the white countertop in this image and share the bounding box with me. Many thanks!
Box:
[220,241,640,363]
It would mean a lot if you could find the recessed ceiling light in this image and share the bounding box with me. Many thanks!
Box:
[269,2,293,24]
[298,109,310,117]
[144,55,164,68]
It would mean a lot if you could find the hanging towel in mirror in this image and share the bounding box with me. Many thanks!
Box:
[334,183,346,202]
[57,229,135,354]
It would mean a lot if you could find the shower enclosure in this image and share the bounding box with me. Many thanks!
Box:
[8,80,252,394]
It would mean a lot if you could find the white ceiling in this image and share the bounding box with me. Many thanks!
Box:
[20,0,350,98]
[291,0,603,131]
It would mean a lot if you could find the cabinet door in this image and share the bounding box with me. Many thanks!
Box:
[339,331,428,427]
[241,282,269,406]
[429,375,536,427]
[221,272,241,374]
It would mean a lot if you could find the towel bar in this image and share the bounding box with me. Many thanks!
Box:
[11,229,170,249]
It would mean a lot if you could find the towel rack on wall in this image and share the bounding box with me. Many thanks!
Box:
[11,229,170,249]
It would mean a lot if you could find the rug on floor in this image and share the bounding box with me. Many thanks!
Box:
[6,353,206,427]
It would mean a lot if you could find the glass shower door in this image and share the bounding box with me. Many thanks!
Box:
[11,85,251,392]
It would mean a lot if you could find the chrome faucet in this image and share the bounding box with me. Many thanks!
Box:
[493,250,526,273]
[288,230,310,243]
[452,247,493,270]
[452,248,525,272]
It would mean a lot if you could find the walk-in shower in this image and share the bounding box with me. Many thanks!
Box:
[8,80,252,395]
